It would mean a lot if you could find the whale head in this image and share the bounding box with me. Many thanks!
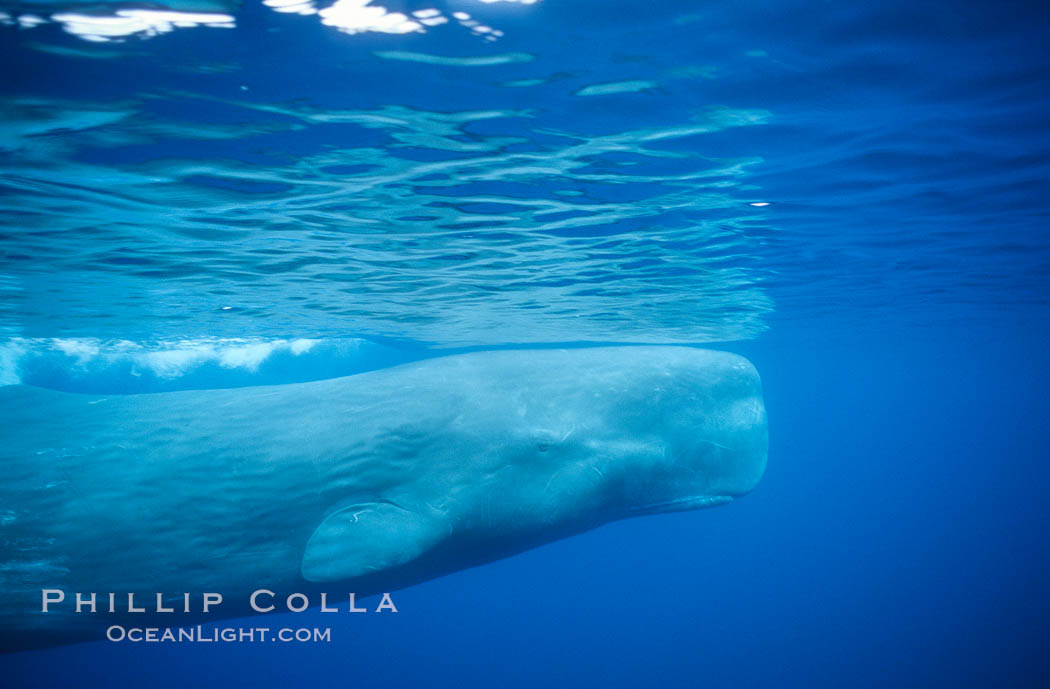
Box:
[489,347,768,527]
[592,347,768,519]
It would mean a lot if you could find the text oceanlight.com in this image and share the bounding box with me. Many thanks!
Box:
[106,625,332,644]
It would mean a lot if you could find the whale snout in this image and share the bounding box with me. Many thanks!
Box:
[669,351,768,500]
[621,349,768,516]
[714,393,768,496]
[709,355,767,497]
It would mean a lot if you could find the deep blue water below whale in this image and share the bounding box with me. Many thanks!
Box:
[2,0,1049,687]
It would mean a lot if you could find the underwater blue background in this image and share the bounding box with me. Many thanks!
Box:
[2,0,1049,686]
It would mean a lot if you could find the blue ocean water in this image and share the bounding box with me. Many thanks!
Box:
[1,0,1049,686]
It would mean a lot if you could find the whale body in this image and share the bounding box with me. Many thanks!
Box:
[0,346,767,652]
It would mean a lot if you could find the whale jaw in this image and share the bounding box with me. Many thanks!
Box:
[627,494,734,516]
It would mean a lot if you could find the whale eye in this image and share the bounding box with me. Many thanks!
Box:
[533,430,559,453]
[533,425,574,454]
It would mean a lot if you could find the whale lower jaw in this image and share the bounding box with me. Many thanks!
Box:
[628,495,733,516]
